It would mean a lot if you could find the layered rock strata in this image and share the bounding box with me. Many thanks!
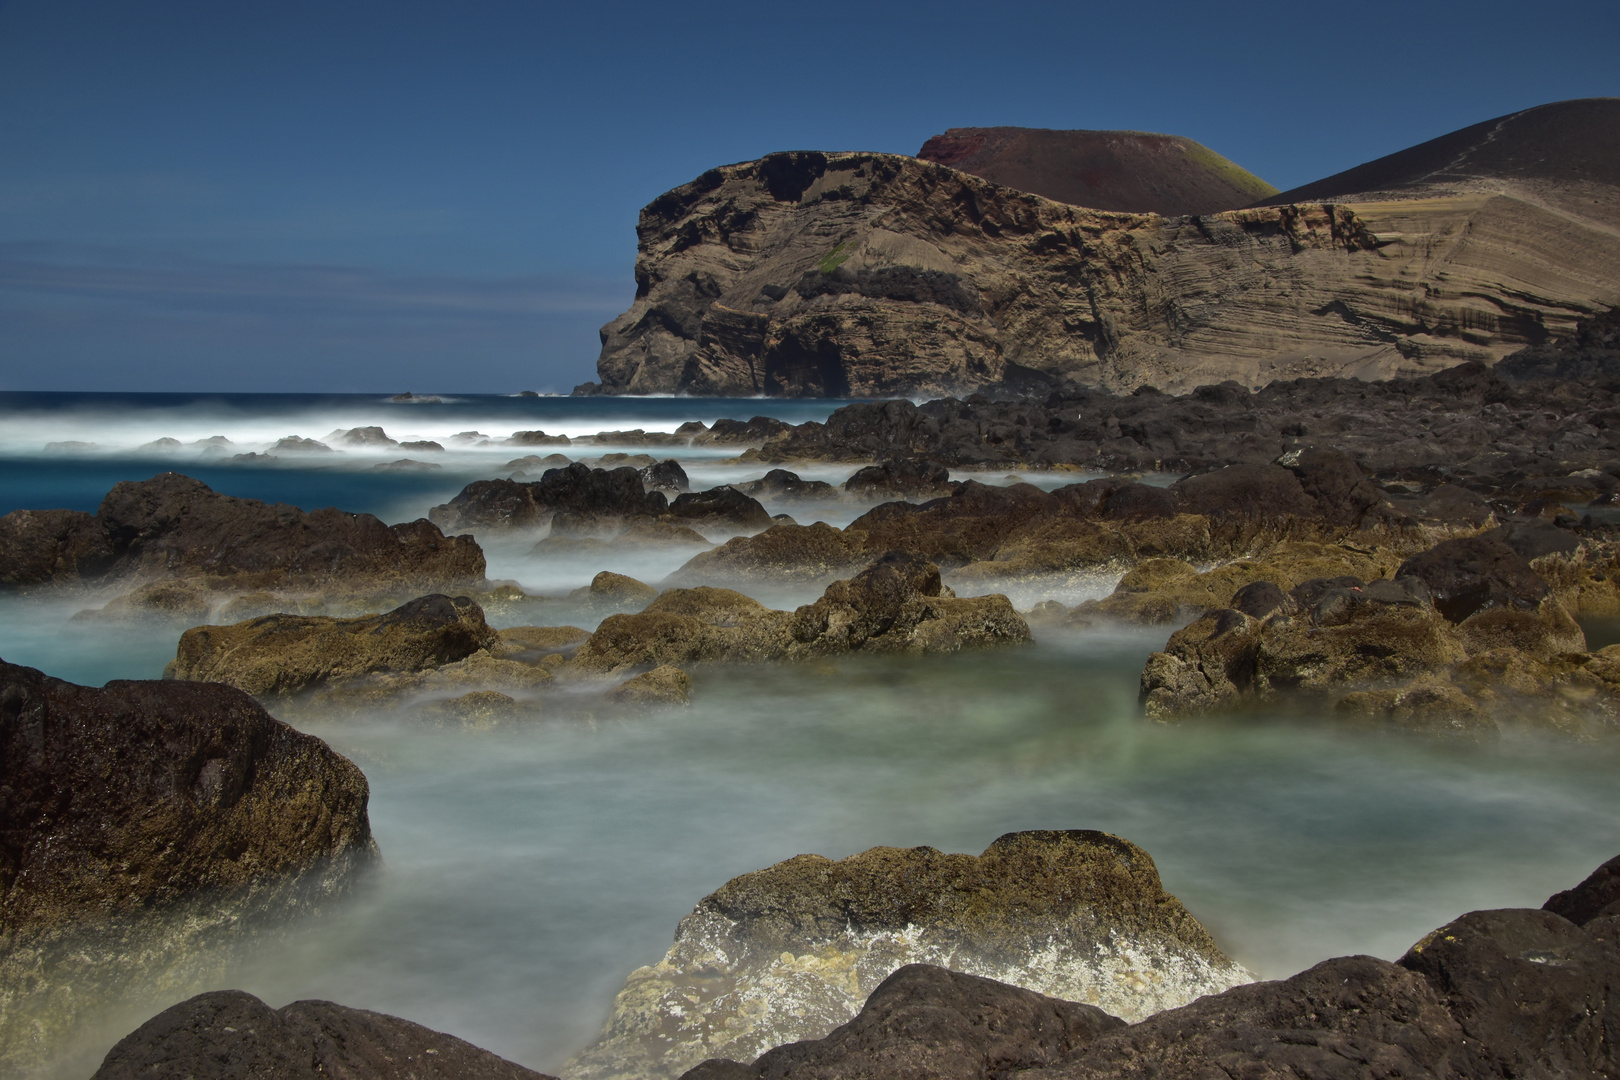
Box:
[563,830,1250,1080]
[0,659,376,1074]
[591,103,1620,397]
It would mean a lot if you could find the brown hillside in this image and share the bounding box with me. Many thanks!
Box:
[1259,98,1620,211]
[916,127,1277,215]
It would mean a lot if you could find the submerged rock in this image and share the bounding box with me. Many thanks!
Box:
[562,830,1250,1080]
[93,989,551,1080]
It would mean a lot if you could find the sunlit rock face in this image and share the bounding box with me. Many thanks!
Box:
[563,831,1251,1080]
[593,100,1620,398]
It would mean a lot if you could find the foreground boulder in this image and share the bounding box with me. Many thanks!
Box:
[682,964,1125,1080]
[680,853,1620,1080]
[93,990,551,1080]
[167,594,501,696]
[0,659,376,1073]
[562,830,1250,1080]
[0,473,485,605]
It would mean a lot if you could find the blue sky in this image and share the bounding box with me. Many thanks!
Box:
[2,0,1616,393]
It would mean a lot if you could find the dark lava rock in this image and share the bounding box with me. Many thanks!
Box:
[664,487,773,533]
[1278,446,1383,525]
[1041,955,1467,1080]
[1490,519,1583,560]
[1230,580,1288,618]
[430,463,668,532]
[0,658,375,935]
[790,552,945,649]
[735,469,841,503]
[848,482,1060,568]
[640,458,691,494]
[508,429,572,446]
[842,458,957,500]
[428,478,550,529]
[1070,480,1180,521]
[1496,304,1620,382]
[1396,907,1620,1079]
[1170,464,1316,520]
[326,426,398,448]
[1397,534,1552,622]
[696,416,793,445]
[168,594,501,697]
[93,989,550,1080]
[1289,574,1366,608]
[0,508,116,585]
[1545,853,1620,926]
[681,964,1124,1080]
[1,474,484,593]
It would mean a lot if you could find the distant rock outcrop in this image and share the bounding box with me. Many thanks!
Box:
[916,126,1277,214]
[0,473,485,605]
[590,101,1620,397]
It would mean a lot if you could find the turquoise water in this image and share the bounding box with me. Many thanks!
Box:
[6,393,1620,1077]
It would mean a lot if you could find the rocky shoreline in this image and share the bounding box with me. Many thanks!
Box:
[82,841,1620,1080]
[4,314,1620,1078]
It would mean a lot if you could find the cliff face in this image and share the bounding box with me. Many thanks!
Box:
[591,112,1620,398]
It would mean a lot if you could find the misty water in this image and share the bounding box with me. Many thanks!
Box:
[4,392,1620,1077]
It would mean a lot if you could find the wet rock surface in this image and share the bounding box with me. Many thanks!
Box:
[0,659,374,934]
[0,473,484,598]
[429,462,669,533]
[682,852,1620,1080]
[0,659,377,1074]
[681,964,1126,1080]
[564,830,1250,1080]
[93,989,551,1080]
